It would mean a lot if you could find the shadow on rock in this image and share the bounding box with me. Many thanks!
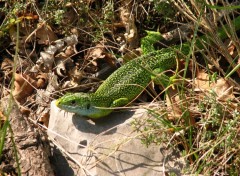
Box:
[72,110,135,134]
[50,146,74,176]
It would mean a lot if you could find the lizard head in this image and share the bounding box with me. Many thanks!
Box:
[141,31,163,54]
[55,93,112,118]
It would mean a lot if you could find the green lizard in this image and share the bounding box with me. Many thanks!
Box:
[56,16,240,118]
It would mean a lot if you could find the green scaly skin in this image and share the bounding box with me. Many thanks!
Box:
[55,44,189,118]
[56,16,240,118]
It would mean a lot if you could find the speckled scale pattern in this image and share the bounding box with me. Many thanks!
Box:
[93,47,178,106]
[55,32,191,118]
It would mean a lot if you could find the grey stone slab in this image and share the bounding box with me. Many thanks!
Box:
[48,101,184,176]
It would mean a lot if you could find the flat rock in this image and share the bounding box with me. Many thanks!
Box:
[48,101,185,176]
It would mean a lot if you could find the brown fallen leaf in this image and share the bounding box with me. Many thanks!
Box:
[1,57,13,71]
[1,57,13,82]
[120,0,138,49]
[165,87,183,119]
[36,106,50,127]
[194,70,234,101]
[84,43,116,71]
[36,22,58,45]
[195,70,211,91]
[13,73,37,103]
[212,78,234,101]
[86,43,106,61]
[68,67,84,86]
[228,42,235,56]
[36,73,48,88]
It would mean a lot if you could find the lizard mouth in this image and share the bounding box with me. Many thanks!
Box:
[55,99,60,107]
[55,100,71,111]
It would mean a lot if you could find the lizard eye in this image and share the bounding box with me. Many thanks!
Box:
[70,100,76,105]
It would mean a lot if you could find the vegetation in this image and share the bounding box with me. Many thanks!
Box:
[0,0,240,175]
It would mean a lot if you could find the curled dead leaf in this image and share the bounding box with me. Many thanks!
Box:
[63,34,78,46]
[36,51,54,72]
[36,23,58,45]
[36,73,48,88]
[35,34,77,72]
[1,58,13,82]
[55,61,66,77]
[13,73,37,103]
[69,67,84,85]
[86,43,117,69]
[119,1,138,49]
[65,46,75,56]
[1,58,13,71]
[55,57,74,77]
[36,106,50,127]
[86,43,106,61]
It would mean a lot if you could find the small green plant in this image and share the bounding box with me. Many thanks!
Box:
[151,0,175,18]
[54,9,65,25]
[103,0,114,21]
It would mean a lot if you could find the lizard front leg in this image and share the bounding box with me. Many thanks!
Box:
[111,98,130,108]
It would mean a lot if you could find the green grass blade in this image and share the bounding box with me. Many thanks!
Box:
[0,119,10,161]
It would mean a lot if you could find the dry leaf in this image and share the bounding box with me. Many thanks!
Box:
[120,1,138,49]
[1,58,13,71]
[166,87,183,119]
[36,23,58,45]
[65,46,75,56]
[55,56,74,77]
[86,43,106,60]
[69,67,84,86]
[13,73,37,103]
[212,78,234,101]
[35,34,77,72]
[228,43,235,56]
[195,71,211,91]
[1,58,13,81]
[36,51,54,72]
[85,43,116,70]
[194,71,234,101]
[36,73,48,88]
[36,106,50,127]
